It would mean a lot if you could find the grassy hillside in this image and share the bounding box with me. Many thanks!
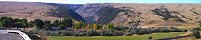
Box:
[0,1,84,21]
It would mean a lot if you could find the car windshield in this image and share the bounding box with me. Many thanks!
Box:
[0,33,25,40]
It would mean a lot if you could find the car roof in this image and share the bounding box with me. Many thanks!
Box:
[0,30,31,40]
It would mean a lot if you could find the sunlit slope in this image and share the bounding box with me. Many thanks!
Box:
[0,1,84,21]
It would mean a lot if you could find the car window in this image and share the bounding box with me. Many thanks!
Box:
[0,33,25,40]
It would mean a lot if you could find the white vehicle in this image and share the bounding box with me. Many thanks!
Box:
[0,30,31,40]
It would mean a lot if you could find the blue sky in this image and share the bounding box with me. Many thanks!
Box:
[0,0,201,4]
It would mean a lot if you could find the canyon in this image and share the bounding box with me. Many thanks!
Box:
[0,1,201,27]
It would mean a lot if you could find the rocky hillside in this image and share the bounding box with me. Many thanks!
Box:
[0,1,85,21]
[76,3,201,27]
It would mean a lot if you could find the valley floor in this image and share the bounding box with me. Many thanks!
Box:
[48,32,184,40]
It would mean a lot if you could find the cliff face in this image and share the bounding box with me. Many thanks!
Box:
[65,4,84,11]
[76,3,201,27]
[0,2,85,21]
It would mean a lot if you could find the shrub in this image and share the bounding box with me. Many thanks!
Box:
[124,32,133,36]
[63,31,75,36]
[63,31,74,36]
[81,32,88,36]
[125,29,138,36]
[137,28,151,35]
[113,26,128,31]
[172,28,187,32]
[193,27,201,31]
[49,31,60,36]
[28,27,186,36]
[87,30,100,36]
[113,30,124,36]
[151,27,186,33]
[41,35,48,40]
[72,32,83,36]
[192,30,201,39]
[100,29,113,36]
[148,36,152,40]
[159,28,170,32]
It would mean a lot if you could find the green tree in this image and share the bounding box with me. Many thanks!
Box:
[24,22,34,27]
[52,19,60,27]
[43,20,51,29]
[33,19,45,29]
[60,18,73,29]
[96,24,102,30]
[73,21,84,29]
[2,19,14,28]
[0,16,14,28]
[0,16,32,28]
[0,16,13,22]
[15,22,25,29]
[22,18,28,22]
[13,18,28,28]
[0,22,3,28]
[107,23,113,29]
[199,22,201,27]
[13,18,27,23]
